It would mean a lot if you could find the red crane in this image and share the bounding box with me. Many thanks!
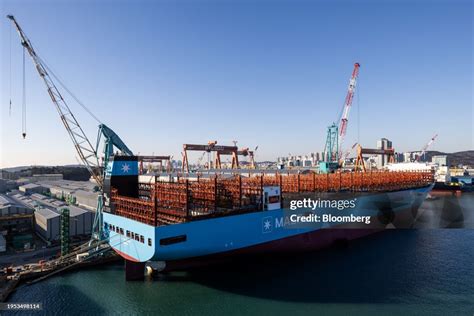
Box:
[338,63,360,153]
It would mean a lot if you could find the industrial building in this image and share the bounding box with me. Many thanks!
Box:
[73,190,98,211]
[0,179,17,193]
[8,191,94,242]
[34,205,93,241]
[34,195,93,240]
[376,138,393,168]
[0,194,34,234]
[65,205,93,236]
[34,207,60,241]
[31,174,63,182]
[277,152,323,169]
[19,183,48,195]
[432,155,449,166]
[0,234,5,253]
[39,180,98,210]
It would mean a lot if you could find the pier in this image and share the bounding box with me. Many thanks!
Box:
[0,241,120,302]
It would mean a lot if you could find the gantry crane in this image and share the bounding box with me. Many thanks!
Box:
[215,147,256,169]
[354,145,395,172]
[182,141,239,172]
[7,15,137,242]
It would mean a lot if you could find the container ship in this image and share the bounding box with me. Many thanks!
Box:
[102,156,434,279]
[6,15,435,279]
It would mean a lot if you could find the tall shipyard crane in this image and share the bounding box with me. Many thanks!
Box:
[7,15,134,242]
[338,62,360,153]
[7,15,103,186]
[418,133,438,161]
[321,63,360,173]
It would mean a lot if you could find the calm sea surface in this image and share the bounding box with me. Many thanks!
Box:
[7,192,474,315]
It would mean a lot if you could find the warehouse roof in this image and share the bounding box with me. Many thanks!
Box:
[74,189,98,199]
[30,193,47,200]
[20,183,42,189]
[0,194,15,207]
[0,194,32,209]
[39,180,95,191]
[56,205,89,217]
[35,207,60,220]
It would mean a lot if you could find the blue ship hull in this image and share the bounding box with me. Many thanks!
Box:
[103,185,432,270]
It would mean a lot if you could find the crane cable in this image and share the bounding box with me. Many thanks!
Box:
[357,76,360,143]
[13,27,102,137]
[9,22,12,117]
[22,46,26,139]
[37,55,102,124]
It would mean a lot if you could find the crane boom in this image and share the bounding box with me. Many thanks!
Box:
[338,63,360,152]
[7,15,102,187]
[96,123,133,173]
[342,142,358,161]
[419,133,438,160]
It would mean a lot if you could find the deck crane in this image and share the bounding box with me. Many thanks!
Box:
[418,133,438,161]
[7,15,133,242]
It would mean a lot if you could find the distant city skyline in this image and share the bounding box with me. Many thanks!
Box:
[1,0,472,168]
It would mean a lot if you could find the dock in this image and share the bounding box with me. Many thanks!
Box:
[0,240,121,302]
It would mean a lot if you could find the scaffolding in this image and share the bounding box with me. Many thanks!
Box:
[111,170,433,227]
[60,208,70,256]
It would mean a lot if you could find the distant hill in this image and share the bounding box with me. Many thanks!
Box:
[1,166,31,173]
[1,150,473,179]
[421,150,474,166]
[1,165,91,181]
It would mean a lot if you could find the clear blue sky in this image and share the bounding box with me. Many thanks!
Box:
[1,0,472,167]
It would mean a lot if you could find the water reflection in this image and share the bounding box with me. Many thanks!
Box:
[414,192,473,229]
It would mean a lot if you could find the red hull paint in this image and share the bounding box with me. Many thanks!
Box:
[115,248,139,262]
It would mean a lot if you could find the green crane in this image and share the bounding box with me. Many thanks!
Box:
[319,123,339,173]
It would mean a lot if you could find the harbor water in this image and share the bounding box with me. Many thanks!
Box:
[6,192,474,315]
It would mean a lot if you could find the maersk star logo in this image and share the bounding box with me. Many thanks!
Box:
[121,163,130,173]
[262,216,273,233]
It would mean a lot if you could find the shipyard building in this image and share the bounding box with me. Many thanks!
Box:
[34,205,92,241]
[9,193,93,242]
[39,180,98,211]
[19,183,48,195]
[376,138,393,168]
[0,194,34,234]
